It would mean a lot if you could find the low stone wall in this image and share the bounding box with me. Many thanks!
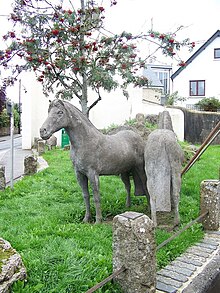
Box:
[180,108,220,144]
[0,127,19,137]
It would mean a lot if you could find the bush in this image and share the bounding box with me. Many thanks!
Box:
[196,97,220,112]
[0,108,10,127]
[0,107,20,128]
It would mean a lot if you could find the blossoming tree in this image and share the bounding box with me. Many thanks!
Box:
[0,0,194,115]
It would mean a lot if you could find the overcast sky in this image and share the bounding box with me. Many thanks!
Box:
[104,0,220,40]
[103,0,220,64]
[1,0,220,65]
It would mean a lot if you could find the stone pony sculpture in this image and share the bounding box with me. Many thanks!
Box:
[40,99,148,223]
[144,111,184,227]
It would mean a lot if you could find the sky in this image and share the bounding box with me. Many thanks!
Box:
[1,0,220,66]
[103,0,220,65]
[103,0,220,40]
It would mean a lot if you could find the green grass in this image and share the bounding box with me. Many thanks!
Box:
[0,145,219,292]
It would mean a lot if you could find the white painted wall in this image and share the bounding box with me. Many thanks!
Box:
[141,101,184,141]
[89,89,184,141]
[18,79,184,149]
[173,37,220,107]
[20,72,49,149]
[89,86,147,128]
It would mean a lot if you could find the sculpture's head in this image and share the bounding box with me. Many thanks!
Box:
[40,99,68,140]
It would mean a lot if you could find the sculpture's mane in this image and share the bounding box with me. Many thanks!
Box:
[49,99,97,129]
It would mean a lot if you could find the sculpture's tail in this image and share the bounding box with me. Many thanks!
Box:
[132,168,148,196]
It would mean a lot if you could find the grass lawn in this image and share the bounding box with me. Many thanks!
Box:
[0,145,219,292]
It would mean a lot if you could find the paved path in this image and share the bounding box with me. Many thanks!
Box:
[156,231,220,293]
[0,135,47,185]
[0,148,32,184]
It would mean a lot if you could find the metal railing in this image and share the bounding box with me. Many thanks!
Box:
[181,121,220,176]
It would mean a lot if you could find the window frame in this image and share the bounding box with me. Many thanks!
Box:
[214,48,220,59]
[189,80,205,96]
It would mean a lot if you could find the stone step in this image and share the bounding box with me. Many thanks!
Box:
[156,231,220,293]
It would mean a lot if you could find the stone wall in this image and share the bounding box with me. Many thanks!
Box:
[180,108,220,144]
[0,127,19,137]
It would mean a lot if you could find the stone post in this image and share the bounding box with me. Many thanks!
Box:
[24,155,38,175]
[37,140,45,155]
[33,137,40,149]
[158,110,174,131]
[200,180,220,230]
[113,211,156,293]
[0,165,6,190]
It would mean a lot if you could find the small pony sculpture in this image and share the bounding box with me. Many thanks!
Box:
[40,99,148,223]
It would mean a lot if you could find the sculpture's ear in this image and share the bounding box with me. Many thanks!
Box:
[57,100,65,107]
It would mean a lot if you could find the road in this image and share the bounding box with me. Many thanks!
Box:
[0,135,32,184]
[0,135,22,150]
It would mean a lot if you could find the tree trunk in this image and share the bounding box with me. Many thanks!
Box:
[81,73,88,116]
[80,0,89,117]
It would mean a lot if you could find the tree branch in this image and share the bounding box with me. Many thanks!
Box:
[87,88,102,112]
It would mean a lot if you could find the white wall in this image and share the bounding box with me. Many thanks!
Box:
[89,88,132,129]
[19,79,184,149]
[89,89,184,141]
[173,37,220,107]
[141,101,184,141]
[20,72,50,149]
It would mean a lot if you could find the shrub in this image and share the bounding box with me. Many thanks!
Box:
[0,107,20,128]
[0,108,10,127]
[196,97,220,112]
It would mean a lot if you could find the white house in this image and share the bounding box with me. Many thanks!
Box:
[171,30,220,108]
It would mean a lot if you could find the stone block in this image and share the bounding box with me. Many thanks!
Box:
[113,211,156,293]
[37,140,45,155]
[200,180,220,230]
[0,165,6,190]
[0,238,26,292]
[24,155,38,175]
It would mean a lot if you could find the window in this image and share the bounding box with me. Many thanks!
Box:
[214,48,220,59]
[155,71,169,94]
[189,80,205,96]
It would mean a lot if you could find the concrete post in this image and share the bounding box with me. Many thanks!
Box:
[37,140,45,155]
[113,211,156,293]
[0,165,6,190]
[200,180,220,230]
[24,155,38,175]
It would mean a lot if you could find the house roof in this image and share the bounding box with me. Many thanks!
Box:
[143,66,163,88]
[171,30,220,80]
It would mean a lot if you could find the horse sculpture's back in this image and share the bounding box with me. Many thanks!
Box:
[40,99,148,223]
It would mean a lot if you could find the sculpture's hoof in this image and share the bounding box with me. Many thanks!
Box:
[95,218,102,224]
[126,202,131,208]
[83,215,91,223]
[173,219,180,228]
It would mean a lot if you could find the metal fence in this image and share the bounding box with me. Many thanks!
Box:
[186,104,220,112]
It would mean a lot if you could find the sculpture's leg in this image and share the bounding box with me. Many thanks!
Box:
[121,173,131,208]
[171,171,181,227]
[89,172,102,224]
[76,171,91,223]
[150,196,157,227]
[146,175,157,227]
[138,165,150,206]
